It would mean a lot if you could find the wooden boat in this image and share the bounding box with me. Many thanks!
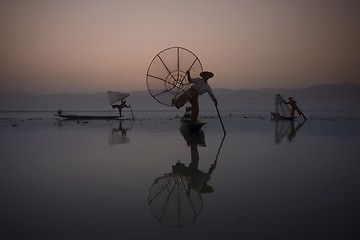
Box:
[55,91,134,120]
[180,118,206,131]
[270,112,294,121]
[180,107,206,131]
[56,112,119,120]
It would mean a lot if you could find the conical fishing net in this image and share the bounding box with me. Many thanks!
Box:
[274,94,292,117]
[146,47,203,106]
[108,91,129,104]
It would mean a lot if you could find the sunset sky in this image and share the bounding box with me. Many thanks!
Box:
[1,0,359,93]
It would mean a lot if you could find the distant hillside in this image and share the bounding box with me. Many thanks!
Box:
[0,82,359,111]
[215,82,360,110]
[0,92,112,111]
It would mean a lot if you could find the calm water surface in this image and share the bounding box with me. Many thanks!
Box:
[0,111,359,239]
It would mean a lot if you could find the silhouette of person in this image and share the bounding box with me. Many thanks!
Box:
[112,100,129,117]
[173,71,218,123]
[286,97,307,120]
[172,127,217,195]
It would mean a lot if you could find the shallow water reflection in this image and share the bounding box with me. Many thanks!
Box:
[109,120,132,145]
[148,128,225,228]
[0,117,359,239]
[273,119,306,144]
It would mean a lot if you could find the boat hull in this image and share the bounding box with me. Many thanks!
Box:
[180,117,206,131]
[270,112,294,121]
[57,114,119,120]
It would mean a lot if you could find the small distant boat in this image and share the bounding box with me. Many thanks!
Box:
[270,94,295,120]
[56,91,134,120]
[270,112,294,121]
[180,107,206,131]
[56,111,119,120]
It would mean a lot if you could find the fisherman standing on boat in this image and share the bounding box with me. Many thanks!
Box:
[112,100,129,117]
[173,71,218,123]
[286,97,307,120]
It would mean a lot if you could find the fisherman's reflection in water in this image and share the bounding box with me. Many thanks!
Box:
[274,119,305,144]
[148,127,222,228]
[172,127,217,194]
[287,120,305,142]
[109,120,130,145]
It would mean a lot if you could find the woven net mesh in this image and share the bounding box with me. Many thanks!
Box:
[146,47,203,106]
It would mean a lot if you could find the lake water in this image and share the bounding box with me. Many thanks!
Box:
[1,110,359,239]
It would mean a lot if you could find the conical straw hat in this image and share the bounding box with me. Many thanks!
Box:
[200,71,214,79]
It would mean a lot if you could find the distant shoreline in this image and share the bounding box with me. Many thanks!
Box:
[1,82,360,112]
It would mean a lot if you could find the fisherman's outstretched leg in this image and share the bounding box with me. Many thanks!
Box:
[112,105,123,117]
[173,93,187,109]
[173,87,198,109]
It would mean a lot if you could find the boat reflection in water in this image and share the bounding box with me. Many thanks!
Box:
[273,119,306,144]
[109,120,132,145]
[148,127,224,228]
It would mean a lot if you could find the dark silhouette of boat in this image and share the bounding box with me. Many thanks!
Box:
[56,110,119,120]
[180,106,206,131]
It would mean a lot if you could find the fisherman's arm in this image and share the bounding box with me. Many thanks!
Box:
[211,94,218,106]
[207,85,218,105]
[186,71,196,83]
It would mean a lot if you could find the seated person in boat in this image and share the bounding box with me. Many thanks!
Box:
[173,71,218,123]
